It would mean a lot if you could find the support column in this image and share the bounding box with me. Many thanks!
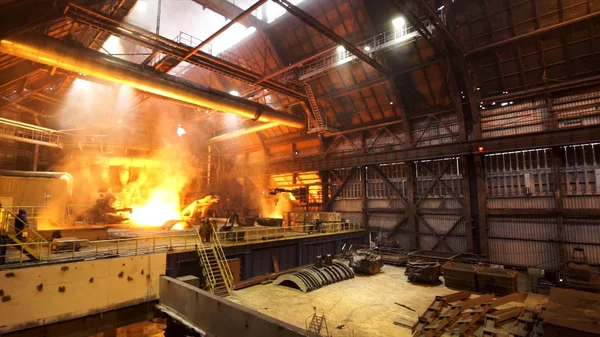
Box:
[361,166,369,229]
[319,170,329,210]
[552,146,566,270]
[470,154,488,256]
[406,161,418,250]
[32,144,39,171]
[461,156,474,253]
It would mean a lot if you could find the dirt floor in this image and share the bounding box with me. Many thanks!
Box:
[228,264,548,337]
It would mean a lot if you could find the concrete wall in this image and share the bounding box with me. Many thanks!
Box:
[158,276,306,337]
[0,253,166,333]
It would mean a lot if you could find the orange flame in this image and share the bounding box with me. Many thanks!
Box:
[129,188,182,227]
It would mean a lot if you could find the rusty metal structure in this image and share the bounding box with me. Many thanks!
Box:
[0,0,599,282]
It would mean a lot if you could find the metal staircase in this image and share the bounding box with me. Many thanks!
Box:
[195,228,233,296]
[0,209,48,262]
[306,309,329,337]
[0,118,62,148]
[304,83,325,129]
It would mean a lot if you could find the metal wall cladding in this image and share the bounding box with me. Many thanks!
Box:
[483,123,545,138]
[369,213,404,231]
[417,198,463,209]
[564,218,600,244]
[332,199,363,212]
[390,233,412,248]
[302,241,337,264]
[340,213,363,224]
[555,87,600,128]
[481,99,547,138]
[563,196,600,209]
[269,152,293,163]
[565,243,600,265]
[487,216,559,241]
[486,197,555,209]
[367,199,406,210]
[488,239,561,271]
[419,234,466,253]
[251,244,300,276]
[417,214,465,236]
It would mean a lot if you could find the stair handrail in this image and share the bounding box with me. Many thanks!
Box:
[1,208,48,261]
[1,208,48,243]
[211,229,234,294]
[195,228,217,293]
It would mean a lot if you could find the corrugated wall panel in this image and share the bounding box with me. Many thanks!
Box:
[564,218,600,245]
[369,213,403,231]
[332,199,362,212]
[565,243,600,265]
[486,197,555,209]
[418,198,463,209]
[367,199,406,209]
[419,234,466,253]
[488,217,559,241]
[489,239,560,270]
[418,214,465,235]
[563,196,600,209]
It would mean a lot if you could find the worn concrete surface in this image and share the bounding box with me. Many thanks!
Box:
[228,265,454,337]
[228,265,549,337]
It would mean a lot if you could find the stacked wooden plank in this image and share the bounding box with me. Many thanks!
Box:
[412,291,533,337]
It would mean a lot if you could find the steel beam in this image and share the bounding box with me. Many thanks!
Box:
[262,124,600,174]
[369,165,408,206]
[191,0,269,31]
[321,77,388,99]
[416,0,464,55]
[183,0,268,62]
[65,4,306,101]
[272,0,387,74]
[467,10,600,55]
[325,168,356,211]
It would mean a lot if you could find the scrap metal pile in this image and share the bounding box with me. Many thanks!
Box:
[410,291,541,337]
[274,256,354,292]
[405,261,441,284]
[348,249,382,275]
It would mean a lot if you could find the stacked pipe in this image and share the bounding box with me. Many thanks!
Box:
[274,257,354,293]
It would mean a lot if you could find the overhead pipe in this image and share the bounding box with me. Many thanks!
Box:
[209,122,279,143]
[0,33,305,129]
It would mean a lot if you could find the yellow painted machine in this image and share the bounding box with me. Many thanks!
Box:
[161,195,220,230]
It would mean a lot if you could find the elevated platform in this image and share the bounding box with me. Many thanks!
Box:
[0,222,365,268]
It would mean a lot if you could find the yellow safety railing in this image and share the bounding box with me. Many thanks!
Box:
[195,228,217,293]
[0,208,48,261]
[211,229,233,295]
[0,222,364,266]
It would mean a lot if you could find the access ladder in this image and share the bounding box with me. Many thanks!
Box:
[195,228,234,296]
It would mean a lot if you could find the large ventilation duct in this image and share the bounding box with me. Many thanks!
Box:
[0,33,305,129]
[210,122,279,143]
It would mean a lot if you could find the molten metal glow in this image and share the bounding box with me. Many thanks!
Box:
[171,222,187,231]
[129,189,182,227]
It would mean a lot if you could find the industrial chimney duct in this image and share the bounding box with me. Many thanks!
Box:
[0,33,305,129]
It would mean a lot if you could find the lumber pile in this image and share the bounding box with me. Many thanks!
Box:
[411,291,540,337]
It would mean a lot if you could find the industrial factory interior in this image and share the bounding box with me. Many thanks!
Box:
[1,0,600,336]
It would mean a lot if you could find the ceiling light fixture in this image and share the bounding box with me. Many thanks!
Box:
[177,124,186,137]
[229,90,239,96]
[392,17,406,29]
